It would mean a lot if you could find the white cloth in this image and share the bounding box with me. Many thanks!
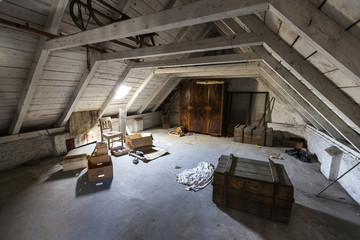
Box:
[175,162,215,191]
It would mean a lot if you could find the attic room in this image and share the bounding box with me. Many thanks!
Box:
[0,0,360,239]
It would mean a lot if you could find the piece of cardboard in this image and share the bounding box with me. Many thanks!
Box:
[88,155,113,182]
[63,154,87,171]
[126,133,153,149]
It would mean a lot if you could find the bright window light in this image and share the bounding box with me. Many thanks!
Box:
[115,86,131,99]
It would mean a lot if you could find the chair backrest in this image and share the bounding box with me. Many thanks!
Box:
[99,117,113,133]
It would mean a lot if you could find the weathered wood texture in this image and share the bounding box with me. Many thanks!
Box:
[43,0,268,50]
[213,155,294,222]
[179,82,226,135]
[2,0,67,134]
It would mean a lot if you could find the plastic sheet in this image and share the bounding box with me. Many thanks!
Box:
[175,162,215,191]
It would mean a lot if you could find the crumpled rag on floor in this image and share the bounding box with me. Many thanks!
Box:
[175,162,215,191]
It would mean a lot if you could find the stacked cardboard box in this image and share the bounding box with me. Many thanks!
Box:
[252,127,265,146]
[234,124,246,142]
[265,128,273,147]
[88,142,113,182]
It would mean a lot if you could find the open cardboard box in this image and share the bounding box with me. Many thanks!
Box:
[88,155,113,182]
[125,133,153,150]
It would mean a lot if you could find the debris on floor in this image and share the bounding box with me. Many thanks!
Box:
[285,148,311,162]
[175,162,215,191]
[268,152,284,160]
[129,146,168,162]
[171,164,182,169]
[132,158,139,165]
[168,126,186,137]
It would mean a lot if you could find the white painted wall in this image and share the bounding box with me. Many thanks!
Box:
[305,125,360,204]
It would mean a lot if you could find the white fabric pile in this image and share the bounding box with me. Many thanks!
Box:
[175,162,215,191]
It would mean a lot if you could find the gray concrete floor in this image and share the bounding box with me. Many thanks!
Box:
[0,127,359,240]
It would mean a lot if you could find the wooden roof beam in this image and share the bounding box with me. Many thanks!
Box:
[8,0,68,135]
[269,0,360,86]
[97,63,134,118]
[240,15,360,134]
[99,33,262,62]
[55,54,100,127]
[43,0,268,51]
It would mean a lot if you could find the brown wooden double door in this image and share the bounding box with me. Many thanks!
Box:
[179,82,226,135]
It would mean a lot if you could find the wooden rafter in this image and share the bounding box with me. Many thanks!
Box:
[43,0,268,51]
[99,33,262,62]
[8,0,68,135]
[269,0,360,85]
[97,62,134,118]
[137,76,172,114]
[125,70,156,111]
[240,15,360,134]
[55,54,100,127]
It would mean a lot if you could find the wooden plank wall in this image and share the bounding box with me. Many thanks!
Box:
[127,74,169,113]
[23,49,88,130]
[147,78,180,111]
[75,61,128,112]
[0,0,52,134]
[103,68,153,116]
[261,8,360,106]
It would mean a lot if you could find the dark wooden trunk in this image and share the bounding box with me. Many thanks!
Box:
[213,154,294,222]
[179,82,226,135]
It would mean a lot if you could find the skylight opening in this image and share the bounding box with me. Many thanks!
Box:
[115,85,131,100]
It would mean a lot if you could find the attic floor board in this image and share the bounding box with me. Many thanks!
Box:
[0,128,359,240]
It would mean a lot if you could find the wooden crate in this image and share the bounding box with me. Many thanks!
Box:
[243,125,255,144]
[265,128,273,147]
[234,124,246,142]
[213,154,294,222]
[252,127,265,146]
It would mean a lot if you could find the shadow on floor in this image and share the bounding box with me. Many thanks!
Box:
[45,168,83,181]
[217,203,360,240]
[75,171,112,197]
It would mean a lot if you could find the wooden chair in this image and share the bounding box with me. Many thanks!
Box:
[99,117,123,149]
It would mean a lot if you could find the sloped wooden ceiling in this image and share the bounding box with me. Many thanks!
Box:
[0,0,359,151]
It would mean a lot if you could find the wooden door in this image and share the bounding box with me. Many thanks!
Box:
[189,84,208,133]
[207,84,224,134]
[179,82,225,134]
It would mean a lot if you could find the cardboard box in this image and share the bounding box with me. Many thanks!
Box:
[63,154,87,171]
[88,155,113,182]
[96,142,108,155]
[126,133,153,149]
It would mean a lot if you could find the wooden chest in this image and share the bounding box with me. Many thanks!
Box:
[213,154,294,222]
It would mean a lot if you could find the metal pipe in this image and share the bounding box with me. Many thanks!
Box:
[316,161,360,197]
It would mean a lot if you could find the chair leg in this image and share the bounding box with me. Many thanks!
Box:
[107,139,111,149]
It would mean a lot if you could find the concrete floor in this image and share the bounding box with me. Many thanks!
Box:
[0,128,359,240]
